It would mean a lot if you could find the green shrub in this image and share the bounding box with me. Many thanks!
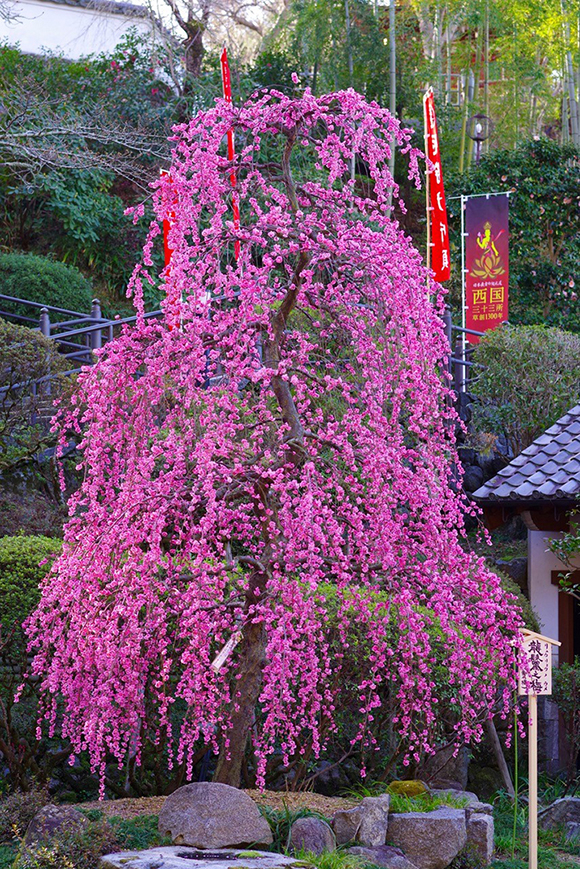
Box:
[0,787,50,841]
[16,818,118,869]
[0,844,17,869]
[489,568,539,633]
[0,536,63,791]
[108,815,169,851]
[471,324,580,457]
[0,535,62,654]
[259,805,328,852]
[553,659,580,788]
[388,792,469,813]
[0,318,69,471]
[0,253,93,316]
[292,850,364,869]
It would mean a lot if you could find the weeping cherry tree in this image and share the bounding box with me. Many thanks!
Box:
[25,85,522,790]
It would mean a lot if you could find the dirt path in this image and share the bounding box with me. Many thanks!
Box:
[79,791,358,820]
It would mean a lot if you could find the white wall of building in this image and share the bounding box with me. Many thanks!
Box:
[529,528,580,661]
[0,0,157,60]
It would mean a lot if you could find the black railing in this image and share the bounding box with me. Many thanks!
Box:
[441,306,484,393]
[0,294,162,369]
[1,295,481,404]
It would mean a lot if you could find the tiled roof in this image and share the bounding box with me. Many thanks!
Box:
[472,404,580,503]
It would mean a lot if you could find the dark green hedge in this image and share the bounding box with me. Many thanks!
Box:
[0,253,93,317]
[0,535,62,654]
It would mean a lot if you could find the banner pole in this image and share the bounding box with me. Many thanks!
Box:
[423,91,431,284]
[460,194,466,392]
[529,693,538,869]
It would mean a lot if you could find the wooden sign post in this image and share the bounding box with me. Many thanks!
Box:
[518,629,560,869]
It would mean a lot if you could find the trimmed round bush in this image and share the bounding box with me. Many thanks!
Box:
[0,535,62,653]
[0,318,70,471]
[0,318,69,386]
[0,252,93,316]
[471,324,580,456]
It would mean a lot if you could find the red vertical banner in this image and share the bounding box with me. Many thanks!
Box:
[160,169,175,268]
[465,194,509,343]
[160,169,181,330]
[423,88,450,282]
[220,45,240,261]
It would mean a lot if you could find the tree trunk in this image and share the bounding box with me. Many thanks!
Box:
[213,618,267,787]
[183,22,205,79]
[485,717,515,798]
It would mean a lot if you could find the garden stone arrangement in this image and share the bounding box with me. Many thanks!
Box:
[99,783,495,869]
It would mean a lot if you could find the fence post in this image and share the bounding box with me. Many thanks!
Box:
[453,337,464,394]
[39,307,50,337]
[39,309,52,396]
[442,305,452,374]
[90,298,102,353]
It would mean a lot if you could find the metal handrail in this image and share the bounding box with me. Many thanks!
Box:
[0,368,82,397]
[0,311,39,325]
[50,310,162,343]
[51,317,110,329]
[452,325,485,338]
[0,294,87,318]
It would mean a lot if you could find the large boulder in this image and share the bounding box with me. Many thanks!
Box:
[386,808,466,869]
[332,794,390,846]
[417,746,469,791]
[23,805,88,847]
[539,797,580,830]
[466,813,494,864]
[348,845,418,869]
[289,817,335,855]
[158,783,273,848]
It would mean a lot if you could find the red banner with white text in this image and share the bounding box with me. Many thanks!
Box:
[423,89,450,282]
[220,45,240,261]
[465,194,509,343]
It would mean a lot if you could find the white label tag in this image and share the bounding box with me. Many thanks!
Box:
[211,631,242,673]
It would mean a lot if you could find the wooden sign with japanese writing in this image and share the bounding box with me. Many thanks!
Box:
[518,629,560,696]
[423,88,450,283]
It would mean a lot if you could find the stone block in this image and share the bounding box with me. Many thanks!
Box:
[386,808,466,869]
[289,817,335,855]
[332,794,390,846]
[466,812,494,864]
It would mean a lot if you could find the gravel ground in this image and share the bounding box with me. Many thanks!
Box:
[79,791,358,820]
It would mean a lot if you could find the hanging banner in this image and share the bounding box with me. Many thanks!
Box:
[465,194,509,343]
[423,88,450,282]
[159,169,181,331]
[160,169,175,268]
[220,45,240,261]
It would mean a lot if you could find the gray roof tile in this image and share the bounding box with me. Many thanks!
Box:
[472,404,580,503]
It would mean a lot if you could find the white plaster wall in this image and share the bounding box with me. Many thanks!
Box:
[529,528,580,663]
[0,0,157,60]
